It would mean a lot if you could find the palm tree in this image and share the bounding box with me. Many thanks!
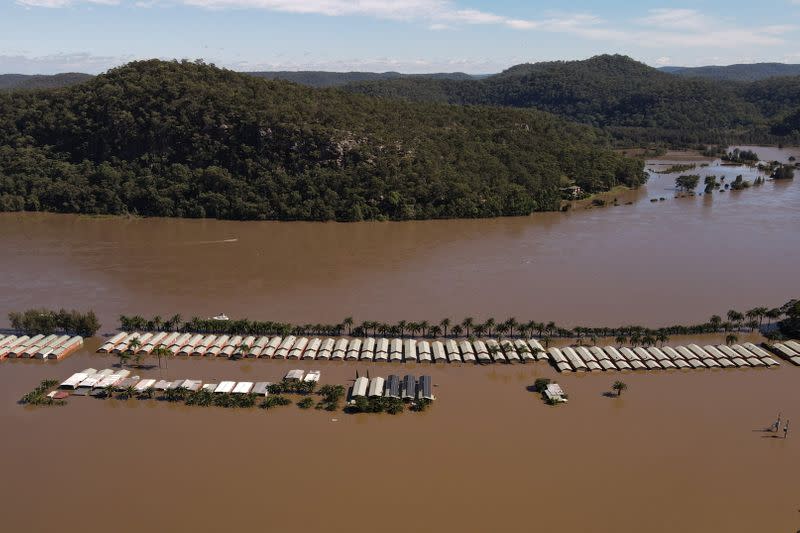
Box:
[541,336,551,349]
[709,315,722,331]
[121,385,137,400]
[473,324,486,338]
[642,334,656,347]
[342,317,354,336]
[615,334,627,347]
[727,310,744,329]
[103,384,116,399]
[129,337,142,354]
[118,350,130,369]
[487,344,500,362]
[656,331,669,347]
[629,331,642,347]
[612,381,628,397]
[765,308,782,326]
[428,325,442,338]
[419,321,429,337]
[397,320,407,337]
[168,313,182,331]
[506,317,518,337]
[725,334,738,346]
[234,343,250,360]
[461,317,474,337]
[496,323,509,338]
[152,345,169,369]
[450,325,463,338]
[439,319,450,337]
[408,322,421,338]
[484,318,496,336]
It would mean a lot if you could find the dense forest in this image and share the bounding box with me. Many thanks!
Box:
[0,73,93,91]
[246,70,477,88]
[344,55,800,145]
[660,63,800,82]
[0,59,645,221]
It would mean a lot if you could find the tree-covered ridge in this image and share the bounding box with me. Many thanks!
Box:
[344,55,800,146]
[0,73,93,91]
[246,70,477,88]
[661,63,800,82]
[0,59,644,221]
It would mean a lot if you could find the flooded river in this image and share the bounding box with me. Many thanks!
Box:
[0,146,798,532]
[1,147,798,331]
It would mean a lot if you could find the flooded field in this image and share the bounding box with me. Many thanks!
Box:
[0,145,798,532]
[2,343,798,533]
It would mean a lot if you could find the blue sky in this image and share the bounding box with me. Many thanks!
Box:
[2,0,800,74]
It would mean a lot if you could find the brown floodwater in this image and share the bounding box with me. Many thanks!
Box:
[0,147,798,332]
[1,342,799,533]
[1,146,799,532]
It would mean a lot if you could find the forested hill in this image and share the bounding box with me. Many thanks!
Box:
[0,73,93,91]
[343,55,800,145]
[661,63,800,82]
[0,60,645,222]
[246,70,476,87]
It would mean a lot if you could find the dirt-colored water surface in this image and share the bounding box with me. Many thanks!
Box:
[1,147,798,331]
[2,343,799,533]
[1,146,798,532]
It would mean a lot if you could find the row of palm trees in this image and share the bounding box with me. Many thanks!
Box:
[117,304,793,345]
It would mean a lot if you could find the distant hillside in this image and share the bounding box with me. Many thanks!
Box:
[0,73,93,91]
[662,63,800,82]
[0,59,644,222]
[245,70,477,88]
[344,55,783,145]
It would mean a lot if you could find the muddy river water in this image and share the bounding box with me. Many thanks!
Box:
[0,146,798,532]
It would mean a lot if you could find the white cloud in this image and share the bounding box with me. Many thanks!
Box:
[0,52,130,73]
[654,56,671,66]
[16,0,118,6]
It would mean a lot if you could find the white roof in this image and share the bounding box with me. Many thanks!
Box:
[352,377,369,397]
[60,372,88,388]
[286,369,304,380]
[303,370,321,382]
[232,382,254,394]
[134,379,156,391]
[368,377,384,397]
[215,381,236,393]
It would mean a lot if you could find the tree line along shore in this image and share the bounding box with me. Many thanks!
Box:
[7,300,797,344]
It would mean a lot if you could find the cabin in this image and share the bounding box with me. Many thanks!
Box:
[743,343,779,366]
[134,379,156,392]
[403,339,418,363]
[350,377,369,401]
[528,339,548,360]
[262,336,282,358]
[418,375,434,401]
[576,346,602,371]
[232,382,254,394]
[458,340,476,363]
[60,372,89,389]
[214,381,236,394]
[375,338,389,362]
[289,337,309,359]
[472,340,491,363]
[544,383,568,403]
[514,339,534,362]
[345,338,362,361]
[275,336,297,359]
[285,369,305,381]
[360,337,376,361]
[547,347,573,372]
[385,375,401,399]
[317,338,334,360]
[401,375,417,400]
[368,377,384,397]
[332,338,348,360]
[389,338,403,362]
[561,347,588,372]
[444,339,461,363]
[431,341,447,363]
[417,341,432,363]
[248,336,270,357]
[98,332,126,353]
[302,338,322,359]
[252,382,271,396]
